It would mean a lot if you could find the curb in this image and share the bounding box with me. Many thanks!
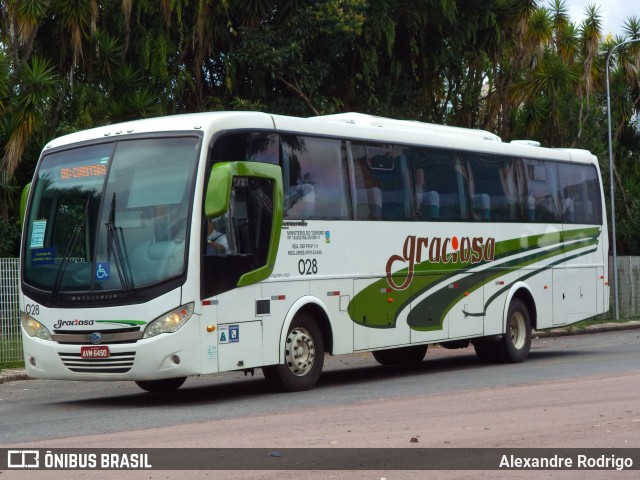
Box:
[0,368,28,384]
[533,320,640,338]
[2,321,640,384]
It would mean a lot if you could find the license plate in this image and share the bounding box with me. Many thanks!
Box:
[80,346,110,359]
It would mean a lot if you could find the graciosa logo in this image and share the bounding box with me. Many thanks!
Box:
[385,235,496,290]
[54,319,95,329]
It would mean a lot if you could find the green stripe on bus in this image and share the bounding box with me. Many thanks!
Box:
[95,320,147,326]
[348,227,601,331]
[408,243,599,331]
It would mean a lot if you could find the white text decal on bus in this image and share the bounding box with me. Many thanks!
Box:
[386,235,496,290]
[286,229,326,256]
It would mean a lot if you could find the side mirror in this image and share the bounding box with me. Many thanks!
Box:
[204,162,283,219]
[204,164,232,218]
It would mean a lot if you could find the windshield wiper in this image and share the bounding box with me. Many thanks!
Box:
[105,192,134,292]
[52,194,91,297]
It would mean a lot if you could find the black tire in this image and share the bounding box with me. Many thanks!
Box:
[135,377,186,393]
[497,298,532,363]
[371,344,428,365]
[262,312,325,392]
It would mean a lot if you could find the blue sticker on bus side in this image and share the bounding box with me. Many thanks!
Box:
[31,248,55,265]
[96,262,110,281]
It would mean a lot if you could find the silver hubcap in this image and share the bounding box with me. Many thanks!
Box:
[510,311,526,350]
[285,327,315,376]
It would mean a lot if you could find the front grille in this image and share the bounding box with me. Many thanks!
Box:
[59,351,136,373]
[52,327,143,345]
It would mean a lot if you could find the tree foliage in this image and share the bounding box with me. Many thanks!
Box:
[0,0,639,256]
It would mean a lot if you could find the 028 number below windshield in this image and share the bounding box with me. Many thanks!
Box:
[23,136,201,300]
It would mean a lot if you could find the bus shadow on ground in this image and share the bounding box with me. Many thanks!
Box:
[54,346,593,409]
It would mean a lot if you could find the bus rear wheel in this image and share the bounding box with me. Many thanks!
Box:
[372,345,428,365]
[482,298,531,363]
[262,312,325,392]
[474,298,531,364]
[499,298,532,363]
[135,377,186,393]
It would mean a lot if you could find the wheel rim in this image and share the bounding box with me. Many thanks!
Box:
[510,311,526,350]
[285,327,315,376]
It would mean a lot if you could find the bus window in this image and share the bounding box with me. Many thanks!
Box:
[366,145,414,220]
[230,176,274,264]
[211,132,279,165]
[352,143,382,220]
[558,163,602,225]
[466,155,523,222]
[413,149,469,221]
[282,136,351,220]
[202,176,275,297]
[523,159,562,222]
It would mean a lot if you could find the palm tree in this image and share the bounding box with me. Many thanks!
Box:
[572,4,602,144]
[55,0,98,80]
[1,56,58,177]
[483,0,539,139]
[0,56,58,218]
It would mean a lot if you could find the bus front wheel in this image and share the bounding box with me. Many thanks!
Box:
[262,312,325,392]
[135,377,186,393]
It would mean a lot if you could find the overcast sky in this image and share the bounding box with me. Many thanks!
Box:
[562,0,639,37]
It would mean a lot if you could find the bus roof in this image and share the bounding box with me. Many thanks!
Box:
[312,112,502,142]
[42,111,598,165]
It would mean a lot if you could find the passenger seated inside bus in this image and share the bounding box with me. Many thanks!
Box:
[207,219,228,255]
[418,190,440,219]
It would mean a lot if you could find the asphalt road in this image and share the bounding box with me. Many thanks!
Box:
[1,330,639,479]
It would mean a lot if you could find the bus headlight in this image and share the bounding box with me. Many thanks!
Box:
[21,312,52,341]
[143,303,194,339]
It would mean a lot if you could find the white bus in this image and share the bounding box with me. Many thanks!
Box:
[19,111,609,392]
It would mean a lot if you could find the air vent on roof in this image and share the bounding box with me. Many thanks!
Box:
[510,140,541,147]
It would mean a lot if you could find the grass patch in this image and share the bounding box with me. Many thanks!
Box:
[0,335,24,371]
[0,360,24,370]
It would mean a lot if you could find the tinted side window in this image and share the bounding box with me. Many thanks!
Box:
[282,135,351,220]
[558,164,602,224]
[371,146,414,220]
[413,149,468,221]
[466,155,523,222]
[351,143,414,221]
[211,132,279,165]
[351,143,383,220]
[522,159,562,222]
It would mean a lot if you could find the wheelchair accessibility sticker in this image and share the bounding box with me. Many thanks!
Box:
[96,262,110,281]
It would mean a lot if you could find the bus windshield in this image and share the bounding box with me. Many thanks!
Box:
[22,136,200,299]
